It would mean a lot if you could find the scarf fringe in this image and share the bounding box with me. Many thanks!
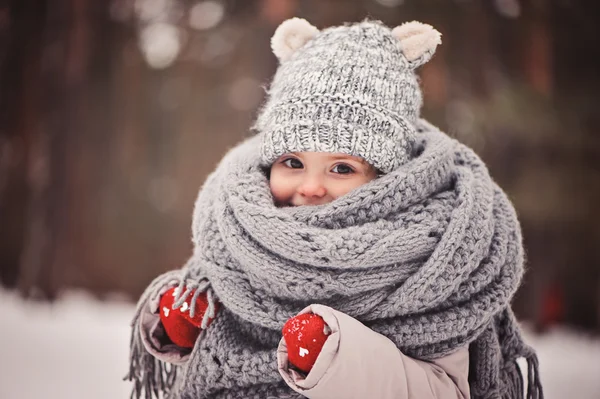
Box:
[126,331,178,399]
[500,352,543,399]
[125,266,216,399]
[524,352,543,399]
[502,360,523,399]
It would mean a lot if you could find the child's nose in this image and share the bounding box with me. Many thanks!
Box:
[298,175,327,198]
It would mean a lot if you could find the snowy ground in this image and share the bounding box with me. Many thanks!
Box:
[1,289,599,399]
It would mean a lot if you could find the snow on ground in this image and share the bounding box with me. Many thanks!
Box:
[0,290,133,399]
[524,324,600,399]
[0,289,599,399]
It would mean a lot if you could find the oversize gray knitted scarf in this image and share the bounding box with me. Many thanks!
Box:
[127,120,543,399]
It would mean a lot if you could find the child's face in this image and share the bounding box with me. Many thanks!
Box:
[269,152,377,207]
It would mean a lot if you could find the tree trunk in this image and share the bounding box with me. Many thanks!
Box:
[0,0,47,291]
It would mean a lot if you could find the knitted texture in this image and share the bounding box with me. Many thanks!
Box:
[256,20,425,173]
[127,120,543,399]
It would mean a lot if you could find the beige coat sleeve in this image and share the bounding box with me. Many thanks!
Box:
[277,304,470,399]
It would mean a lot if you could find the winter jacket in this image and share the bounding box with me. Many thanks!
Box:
[140,297,470,399]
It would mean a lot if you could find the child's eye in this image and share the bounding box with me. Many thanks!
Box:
[282,158,303,169]
[331,163,354,174]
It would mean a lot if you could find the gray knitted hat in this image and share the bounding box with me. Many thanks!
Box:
[256,18,442,173]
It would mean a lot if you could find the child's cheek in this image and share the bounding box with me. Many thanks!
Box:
[269,172,294,205]
[328,178,359,198]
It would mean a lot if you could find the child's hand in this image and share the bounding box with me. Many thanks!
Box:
[159,286,218,348]
[282,313,331,373]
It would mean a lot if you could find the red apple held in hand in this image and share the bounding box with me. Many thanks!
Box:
[282,313,331,373]
[159,286,218,348]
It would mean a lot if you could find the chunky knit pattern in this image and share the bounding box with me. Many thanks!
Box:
[256,20,423,173]
[127,120,543,399]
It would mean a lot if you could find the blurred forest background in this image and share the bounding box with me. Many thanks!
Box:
[1,0,599,333]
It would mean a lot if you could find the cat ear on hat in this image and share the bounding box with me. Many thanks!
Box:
[392,21,442,69]
[271,18,319,62]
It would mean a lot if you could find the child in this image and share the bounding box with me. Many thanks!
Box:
[127,18,543,399]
